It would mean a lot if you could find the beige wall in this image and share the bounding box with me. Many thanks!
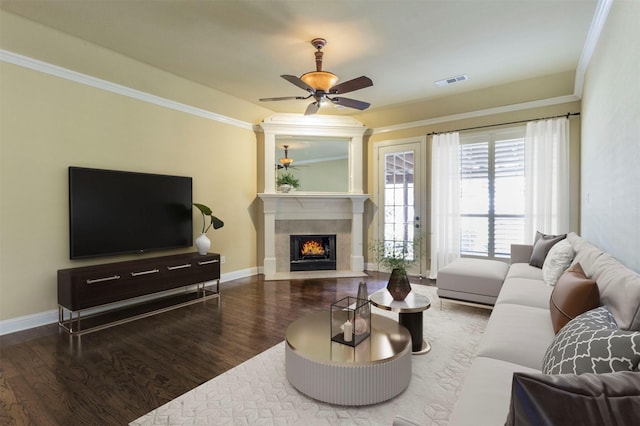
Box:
[580,0,640,273]
[0,12,265,321]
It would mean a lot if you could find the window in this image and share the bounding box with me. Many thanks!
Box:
[460,128,525,258]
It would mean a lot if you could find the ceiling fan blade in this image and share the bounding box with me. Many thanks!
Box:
[330,97,370,110]
[260,95,310,102]
[329,76,373,94]
[281,75,315,93]
[304,101,320,115]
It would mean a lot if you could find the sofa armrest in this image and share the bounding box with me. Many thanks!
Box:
[511,244,533,264]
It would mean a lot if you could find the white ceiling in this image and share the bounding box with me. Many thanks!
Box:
[0,0,599,116]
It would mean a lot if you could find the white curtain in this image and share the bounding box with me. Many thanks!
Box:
[429,132,461,279]
[524,117,570,243]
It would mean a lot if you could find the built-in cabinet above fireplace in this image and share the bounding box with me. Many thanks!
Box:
[257,114,370,280]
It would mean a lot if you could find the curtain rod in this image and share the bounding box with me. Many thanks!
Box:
[427,112,580,136]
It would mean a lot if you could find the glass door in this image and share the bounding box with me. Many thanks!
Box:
[374,138,426,276]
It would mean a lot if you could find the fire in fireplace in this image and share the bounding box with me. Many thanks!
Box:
[290,234,337,271]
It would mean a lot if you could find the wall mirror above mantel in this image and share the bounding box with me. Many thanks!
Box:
[259,113,368,194]
[275,136,349,192]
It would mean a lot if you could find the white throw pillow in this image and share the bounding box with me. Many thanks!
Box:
[542,239,576,286]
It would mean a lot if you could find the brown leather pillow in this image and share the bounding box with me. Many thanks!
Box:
[549,263,599,333]
[505,371,640,426]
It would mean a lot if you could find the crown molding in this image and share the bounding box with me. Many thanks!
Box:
[371,94,580,135]
[573,0,613,97]
[0,49,254,130]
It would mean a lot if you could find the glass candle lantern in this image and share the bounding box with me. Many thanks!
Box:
[330,296,371,347]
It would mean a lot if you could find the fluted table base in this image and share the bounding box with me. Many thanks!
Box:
[285,312,412,406]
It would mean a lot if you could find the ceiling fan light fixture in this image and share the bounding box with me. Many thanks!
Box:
[279,144,294,168]
[279,157,294,167]
[300,71,338,91]
[260,37,372,115]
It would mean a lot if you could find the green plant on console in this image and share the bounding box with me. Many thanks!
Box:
[276,171,300,189]
[193,203,224,234]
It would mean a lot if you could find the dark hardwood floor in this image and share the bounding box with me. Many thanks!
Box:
[0,272,433,425]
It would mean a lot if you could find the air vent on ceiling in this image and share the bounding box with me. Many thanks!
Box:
[435,75,468,87]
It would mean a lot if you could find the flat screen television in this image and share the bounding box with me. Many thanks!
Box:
[69,166,193,259]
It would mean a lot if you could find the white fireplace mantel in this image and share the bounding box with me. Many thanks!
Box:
[258,193,369,280]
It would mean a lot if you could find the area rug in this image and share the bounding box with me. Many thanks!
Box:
[131,285,490,425]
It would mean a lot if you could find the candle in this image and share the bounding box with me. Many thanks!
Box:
[343,320,353,342]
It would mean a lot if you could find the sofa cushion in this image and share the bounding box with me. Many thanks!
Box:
[477,303,555,370]
[505,371,640,426]
[549,263,599,333]
[541,239,575,286]
[447,357,539,426]
[436,258,509,303]
[567,232,604,277]
[529,231,566,268]
[495,277,553,310]
[542,306,640,374]
[591,254,640,331]
[505,263,543,281]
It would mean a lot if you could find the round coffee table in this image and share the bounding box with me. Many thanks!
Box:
[369,288,432,354]
[285,311,412,406]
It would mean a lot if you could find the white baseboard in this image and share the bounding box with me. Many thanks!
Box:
[0,309,59,336]
[0,267,259,336]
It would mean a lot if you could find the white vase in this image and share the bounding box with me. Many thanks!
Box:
[279,184,292,193]
[195,233,211,255]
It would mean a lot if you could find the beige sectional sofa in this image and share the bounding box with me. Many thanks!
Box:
[391,232,640,426]
[446,232,640,425]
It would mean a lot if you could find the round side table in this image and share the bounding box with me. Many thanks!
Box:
[369,288,432,354]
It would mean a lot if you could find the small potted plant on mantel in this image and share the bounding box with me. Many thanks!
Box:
[276,171,300,193]
[369,233,426,300]
[193,203,224,255]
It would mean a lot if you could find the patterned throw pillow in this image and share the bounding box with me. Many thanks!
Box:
[542,306,640,374]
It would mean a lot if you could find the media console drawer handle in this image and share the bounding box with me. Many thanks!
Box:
[167,263,192,270]
[130,269,160,277]
[86,275,121,284]
[198,259,219,265]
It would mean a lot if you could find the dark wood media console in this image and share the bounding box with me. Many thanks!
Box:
[57,252,220,336]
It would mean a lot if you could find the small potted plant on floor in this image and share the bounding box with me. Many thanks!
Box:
[193,203,224,255]
[276,171,300,193]
[369,233,426,300]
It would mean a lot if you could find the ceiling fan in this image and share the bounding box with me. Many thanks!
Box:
[260,38,373,115]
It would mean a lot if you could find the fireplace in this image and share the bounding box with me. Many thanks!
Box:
[258,193,369,280]
[290,234,337,271]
